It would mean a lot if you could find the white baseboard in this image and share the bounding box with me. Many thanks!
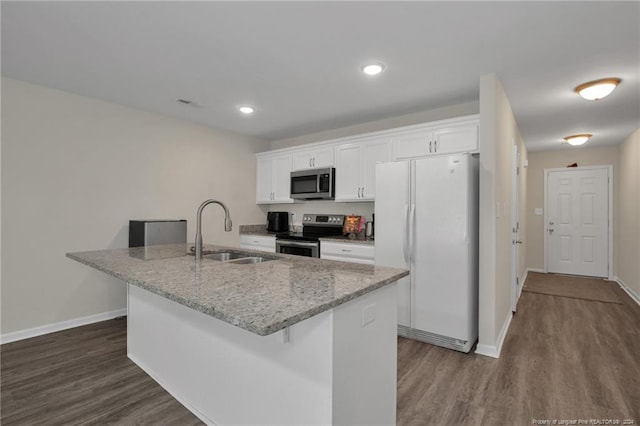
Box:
[527,267,546,274]
[615,277,640,307]
[518,269,529,301]
[0,308,127,345]
[475,310,513,359]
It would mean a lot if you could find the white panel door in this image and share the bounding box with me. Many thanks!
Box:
[413,154,471,339]
[272,154,293,203]
[256,156,274,203]
[432,124,478,155]
[375,161,411,327]
[361,138,391,200]
[547,168,609,277]
[335,143,362,201]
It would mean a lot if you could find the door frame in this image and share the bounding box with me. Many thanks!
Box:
[543,165,613,280]
[510,142,521,312]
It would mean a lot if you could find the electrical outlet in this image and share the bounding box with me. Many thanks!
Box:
[362,304,376,327]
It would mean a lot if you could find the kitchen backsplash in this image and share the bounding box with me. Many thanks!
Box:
[264,201,374,227]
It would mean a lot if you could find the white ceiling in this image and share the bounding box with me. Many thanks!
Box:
[2,2,638,151]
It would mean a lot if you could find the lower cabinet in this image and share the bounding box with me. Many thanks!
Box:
[240,234,276,253]
[320,241,375,265]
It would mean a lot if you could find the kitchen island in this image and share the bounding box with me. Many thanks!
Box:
[67,244,408,426]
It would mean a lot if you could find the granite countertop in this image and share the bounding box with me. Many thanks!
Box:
[66,244,406,336]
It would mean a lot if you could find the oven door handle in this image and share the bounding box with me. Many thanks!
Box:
[277,240,319,248]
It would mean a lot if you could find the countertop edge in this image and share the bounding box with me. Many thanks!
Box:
[66,248,406,337]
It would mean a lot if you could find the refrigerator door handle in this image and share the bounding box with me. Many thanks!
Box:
[409,203,416,261]
[403,204,410,265]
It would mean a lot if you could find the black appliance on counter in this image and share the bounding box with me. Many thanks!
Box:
[276,214,345,258]
[266,211,290,233]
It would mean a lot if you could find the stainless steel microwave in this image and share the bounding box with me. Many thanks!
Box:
[290,168,335,200]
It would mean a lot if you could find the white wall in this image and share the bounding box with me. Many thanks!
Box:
[477,73,527,357]
[1,78,267,336]
[616,128,640,298]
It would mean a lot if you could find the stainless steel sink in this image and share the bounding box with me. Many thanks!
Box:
[225,256,270,264]
[188,250,278,264]
[203,252,248,261]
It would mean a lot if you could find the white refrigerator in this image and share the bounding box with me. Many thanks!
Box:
[375,153,478,353]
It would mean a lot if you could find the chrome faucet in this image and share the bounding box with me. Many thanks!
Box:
[194,199,232,261]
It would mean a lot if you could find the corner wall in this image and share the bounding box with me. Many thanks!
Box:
[1,78,267,338]
[616,128,640,299]
[477,73,527,357]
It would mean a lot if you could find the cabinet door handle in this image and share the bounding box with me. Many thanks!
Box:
[341,249,352,252]
[309,158,312,167]
[429,141,432,153]
[434,140,437,152]
[361,187,365,198]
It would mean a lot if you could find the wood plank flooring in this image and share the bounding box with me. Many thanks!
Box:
[397,275,640,425]
[2,274,639,425]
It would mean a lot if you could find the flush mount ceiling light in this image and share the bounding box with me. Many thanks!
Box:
[238,106,255,114]
[361,63,385,76]
[563,134,592,146]
[574,78,621,100]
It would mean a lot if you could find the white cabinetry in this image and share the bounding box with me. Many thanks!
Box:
[240,234,276,252]
[256,153,293,204]
[393,118,479,160]
[321,241,375,265]
[335,138,391,202]
[292,146,334,171]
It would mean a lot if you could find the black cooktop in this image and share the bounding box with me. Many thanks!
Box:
[275,232,319,242]
[276,226,344,241]
[275,213,345,241]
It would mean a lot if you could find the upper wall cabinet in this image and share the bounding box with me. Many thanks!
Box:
[256,152,293,204]
[255,114,479,204]
[392,118,479,160]
[335,138,391,202]
[292,147,334,171]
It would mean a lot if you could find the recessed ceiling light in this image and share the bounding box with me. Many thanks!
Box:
[574,78,621,100]
[361,63,385,76]
[238,106,255,114]
[563,134,592,146]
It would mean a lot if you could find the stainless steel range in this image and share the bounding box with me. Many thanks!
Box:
[275,214,345,258]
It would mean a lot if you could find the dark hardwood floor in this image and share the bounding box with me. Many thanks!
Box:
[2,274,639,425]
